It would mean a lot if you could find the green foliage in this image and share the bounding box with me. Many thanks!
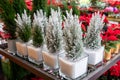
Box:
[60,1,69,17]
[33,26,43,47]
[70,1,80,16]
[0,0,16,39]
[91,0,97,6]
[15,10,31,42]
[46,5,58,17]
[2,59,13,80]
[2,60,30,80]
[13,0,27,16]
[105,41,117,53]
[18,24,31,42]
[32,0,47,13]
[11,62,30,80]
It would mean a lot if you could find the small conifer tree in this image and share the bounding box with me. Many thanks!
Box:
[15,10,31,42]
[84,12,105,50]
[32,9,47,47]
[45,8,63,53]
[13,0,27,16]
[0,0,16,39]
[63,10,83,60]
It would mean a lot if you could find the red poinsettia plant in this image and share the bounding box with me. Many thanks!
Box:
[103,60,120,78]
[109,60,120,77]
[101,24,120,42]
[79,13,92,32]
[101,23,120,52]
[0,23,11,39]
[79,12,108,32]
[25,0,33,11]
[0,31,11,39]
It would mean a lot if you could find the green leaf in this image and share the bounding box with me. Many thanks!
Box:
[33,26,43,47]
[0,0,16,39]
[18,24,31,42]
[13,0,27,16]
[105,47,110,53]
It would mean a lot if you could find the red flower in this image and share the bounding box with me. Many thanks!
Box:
[79,14,92,28]
[103,71,108,76]
[104,17,109,23]
[25,0,33,11]
[106,28,115,35]
[104,60,120,77]
[114,29,120,35]
[109,64,120,77]
[101,33,108,41]
[107,35,118,41]
[115,1,120,5]
[88,7,93,11]
[81,24,86,32]
[68,6,72,9]
[47,0,56,5]
[0,31,11,39]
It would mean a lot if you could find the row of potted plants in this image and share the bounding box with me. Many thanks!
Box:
[9,8,105,79]
[0,0,117,79]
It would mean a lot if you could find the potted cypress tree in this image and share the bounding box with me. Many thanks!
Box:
[15,10,32,58]
[42,8,64,70]
[0,0,16,54]
[84,12,105,66]
[27,9,47,65]
[59,10,88,79]
[0,0,27,55]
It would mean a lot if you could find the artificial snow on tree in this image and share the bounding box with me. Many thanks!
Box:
[42,8,64,69]
[63,9,83,60]
[15,10,31,42]
[59,9,88,79]
[15,10,32,58]
[45,8,63,53]
[32,9,47,45]
[27,9,47,64]
[84,12,105,50]
[84,12,105,65]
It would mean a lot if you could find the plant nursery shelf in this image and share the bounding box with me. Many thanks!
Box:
[0,49,56,80]
[107,17,120,22]
[82,53,120,80]
[0,48,120,80]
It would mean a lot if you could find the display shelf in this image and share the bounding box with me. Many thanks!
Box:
[0,48,120,80]
[82,53,120,80]
[0,49,57,80]
[107,17,120,22]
